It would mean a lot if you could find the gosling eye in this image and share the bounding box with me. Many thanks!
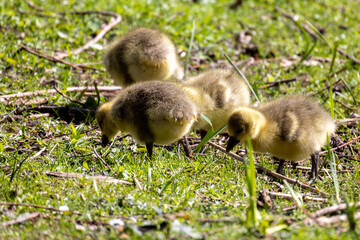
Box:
[236,128,244,134]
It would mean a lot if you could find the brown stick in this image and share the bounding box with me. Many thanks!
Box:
[18,10,63,19]
[259,77,297,89]
[54,86,84,106]
[337,117,360,126]
[18,44,103,71]
[334,100,357,112]
[337,48,360,65]
[0,202,81,215]
[275,7,318,39]
[55,11,121,60]
[46,171,132,185]
[296,166,355,173]
[265,191,328,202]
[275,7,360,64]
[1,212,40,227]
[0,86,121,100]
[319,135,360,156]
[310,201,360,218]
[93,145,113,171]
[310,77,343,97]
[133,176,143,191]
[24,0,43,11]
[208,142,329,196]
[63,10,120,18]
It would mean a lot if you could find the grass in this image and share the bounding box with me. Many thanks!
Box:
[1,0,360,239]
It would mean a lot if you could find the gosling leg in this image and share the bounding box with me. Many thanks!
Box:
[146,142,153,159]
[276,158,285,175]
[181,136,192,158]
[308,152,319,184]
[198,129,208,153]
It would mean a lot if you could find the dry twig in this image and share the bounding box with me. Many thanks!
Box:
[46,171,132,185]
[208,142,329,196]
[259,77,297,89]
[0,86,121,100]
[54,86,84,106]
[310,201,360,218]
[17,44,103,71]
[93,145,113,171]
[24,0,43,11]
[133,176,143,191]
[55,11,121,59]
[0,202,81,215]
[1,212,40,227]
[265,191,328,202]
[337,117,360,126]
[319,135,360,156]
[275,7,360,64]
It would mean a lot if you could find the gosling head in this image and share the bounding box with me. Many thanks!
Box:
[96,102,118,147]
[226,107,265,152]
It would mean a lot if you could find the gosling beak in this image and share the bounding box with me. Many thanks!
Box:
[101,135,109,147]
[226,137,239,152]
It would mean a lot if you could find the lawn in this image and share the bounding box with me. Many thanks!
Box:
[1,0,360,239]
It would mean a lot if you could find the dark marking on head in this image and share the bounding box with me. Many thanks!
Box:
[228,112,249,134]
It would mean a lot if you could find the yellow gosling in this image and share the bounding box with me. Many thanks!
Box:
[226,96,336,182]
[181,69,250,137]
[96,81,197,158]
[103,28,184,87]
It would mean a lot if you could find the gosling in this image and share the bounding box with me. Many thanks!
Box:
[103,28,184,87]
[96,81,197,158]
[226,96,336,182]
[181,69,250,137]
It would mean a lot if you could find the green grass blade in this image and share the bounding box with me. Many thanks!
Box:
[223,53,260,103]
[147,162,152,189]
[327,134,340,203]
[345,197,357,231]
[283,180,303,209]
[329,81,335,118]
[329,41,339,74]
[9,154,29,184]
[194,124,227,153]
[305,19,332,47]
[295,20,317,68]
[341,78,358,108]
[245,138,259,229]
[183,20,195,79]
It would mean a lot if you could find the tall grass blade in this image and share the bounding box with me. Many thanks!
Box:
[245,138,259,229]
[93,81,101,107]
[194,114,227,153]
[305,20,332,47]
[327,134,340,203]
[345,197,357,231]
[329,82,335,118]
[295,20,317,68]
[183,20,196,78]
[147,162,152,189]
[329,41,339,74]
[283,180,303,208]
[9,154,29,184]
[341,78,358,108]
[224,53,260,103]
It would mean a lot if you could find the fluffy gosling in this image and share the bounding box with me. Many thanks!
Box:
[181,69,250,136]
[103,28,184,87]
[226,96,336,182]
[96,81,197,158]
